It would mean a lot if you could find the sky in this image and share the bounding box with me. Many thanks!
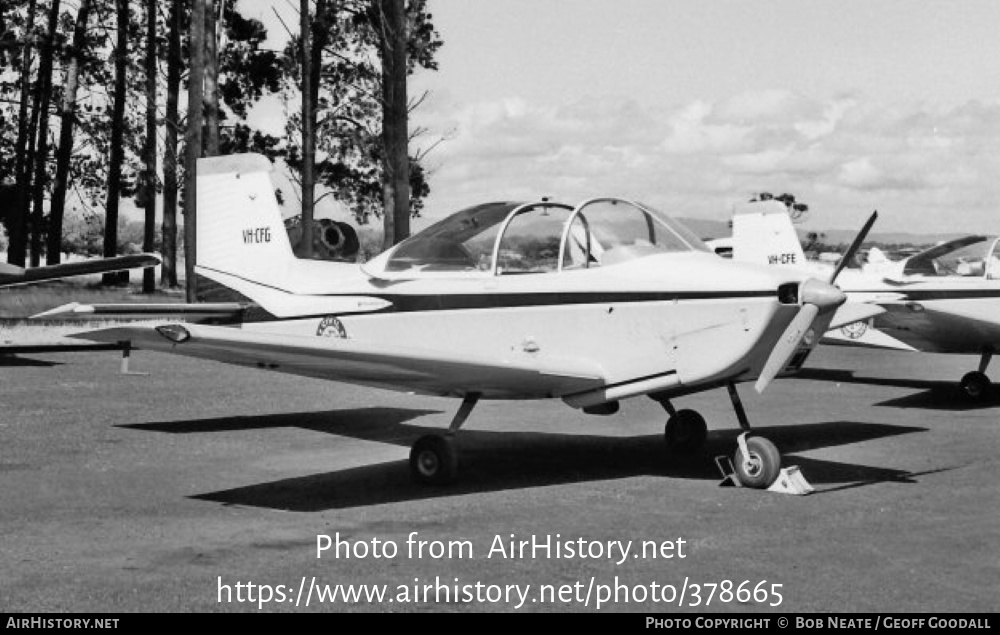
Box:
[239,0,1000,235]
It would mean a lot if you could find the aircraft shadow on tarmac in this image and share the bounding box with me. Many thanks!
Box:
[796,368,1000,411]
[0,355,62,367]
[124,408,930,511]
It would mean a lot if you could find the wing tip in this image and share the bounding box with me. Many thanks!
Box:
[31,302,87,319]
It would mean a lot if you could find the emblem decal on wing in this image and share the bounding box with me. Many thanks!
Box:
[840,321,868,339]
[317,316,348,338]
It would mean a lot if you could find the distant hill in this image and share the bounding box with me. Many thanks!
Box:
[677,217,972,248]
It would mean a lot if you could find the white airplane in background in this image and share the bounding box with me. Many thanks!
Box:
[0,253,160,288]
[725,200,1000,400]
[61,154,877,490]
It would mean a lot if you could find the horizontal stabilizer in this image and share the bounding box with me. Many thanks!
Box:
[196,267,393,318]
[32,302,245,321]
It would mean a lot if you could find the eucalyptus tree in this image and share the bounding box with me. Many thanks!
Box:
[278,0,442,248]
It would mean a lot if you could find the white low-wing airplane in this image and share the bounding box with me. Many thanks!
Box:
[67,154,870,489]
[725,200,1000,400]
[0,253,160,288]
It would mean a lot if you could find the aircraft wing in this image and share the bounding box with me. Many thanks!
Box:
[827,303,886,330]
[821,324,918,351]
[870,300,1000,353]
[0,254,160,287]
[71,323,608,399]
[823,299,1000,353]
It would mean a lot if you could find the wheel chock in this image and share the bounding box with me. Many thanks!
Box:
[766,466,814,496]
[714,456,814,494]
[715,432,751,486]
[714,455,741,487]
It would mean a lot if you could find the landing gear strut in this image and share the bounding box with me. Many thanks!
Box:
[653,385,782,489]
[409,393,480,485]
[960,347,994,401]
[726,383,781,489]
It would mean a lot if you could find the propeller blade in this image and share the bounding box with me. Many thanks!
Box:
[829,210,878,284]
[755,210,871,394]
[755,303,819,393]
[755,278,846,393]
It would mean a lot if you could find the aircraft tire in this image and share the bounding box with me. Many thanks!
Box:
[664,409,708,455]
[960,371,991,400]
[410,435,458,485]
[733,437,781,489]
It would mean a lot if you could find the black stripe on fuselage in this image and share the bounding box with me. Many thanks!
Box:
[850,288,1000,301]
[193,273,780,322]
[270,290,778,321]
[376,290,777,313]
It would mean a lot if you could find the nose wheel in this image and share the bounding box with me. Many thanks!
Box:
[653,386,782,489]
[732,435,781,489]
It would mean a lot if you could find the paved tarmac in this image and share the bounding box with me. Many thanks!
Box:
[0,345,997,612]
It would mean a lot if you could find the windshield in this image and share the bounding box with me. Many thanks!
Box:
[384,202,519,272]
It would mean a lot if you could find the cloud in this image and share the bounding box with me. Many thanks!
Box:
[411,90,1000,233]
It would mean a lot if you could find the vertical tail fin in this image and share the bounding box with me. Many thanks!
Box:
[730,200,806,268]
[866,246,887,264]
[195,154,297,290]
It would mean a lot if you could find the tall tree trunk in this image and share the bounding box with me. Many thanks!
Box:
[184,0,206,301]
[9,0,37,266]
[379,0,409,250]
[161,0,181,288]
[48,0,91,265]
[29,0,61,267]
[203,0,219,156]
[141,0,157,291]
[299,0,316,257]
[102,0,128,285]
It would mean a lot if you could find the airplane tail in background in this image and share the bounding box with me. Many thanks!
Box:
[730,200,806,269]
[866,246,888,265]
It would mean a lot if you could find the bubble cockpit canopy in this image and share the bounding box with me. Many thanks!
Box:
[364,198,708,278]
[903,235,1000,279]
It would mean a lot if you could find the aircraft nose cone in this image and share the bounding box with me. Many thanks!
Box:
[800,278,846,312]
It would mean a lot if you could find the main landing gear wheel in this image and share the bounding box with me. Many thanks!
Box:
[960,371,992,400]
[664,409,708,455]
[733,436,781,489]
[409,435,458,486]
